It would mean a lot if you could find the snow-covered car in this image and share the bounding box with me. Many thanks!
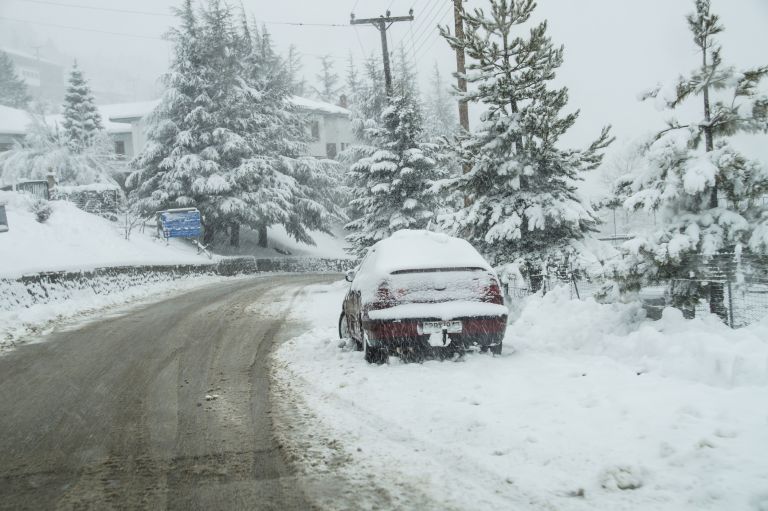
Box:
[339,230,508,363]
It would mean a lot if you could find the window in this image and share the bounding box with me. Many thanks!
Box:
[114,140,126,156]
[310,120,320,140]
[326,143,337,159]
[340,143,349,152]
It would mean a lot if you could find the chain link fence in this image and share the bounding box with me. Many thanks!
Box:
[502,252,768,329]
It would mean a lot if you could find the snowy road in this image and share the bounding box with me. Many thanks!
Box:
[0,274,336,510]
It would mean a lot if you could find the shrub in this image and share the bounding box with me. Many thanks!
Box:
[29,198,52,223]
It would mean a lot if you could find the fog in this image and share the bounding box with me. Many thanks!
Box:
[1,0,766,169]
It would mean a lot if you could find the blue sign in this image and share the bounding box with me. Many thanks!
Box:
[158,208,201,239]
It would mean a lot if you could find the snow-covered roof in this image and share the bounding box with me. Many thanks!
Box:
[1,47,60,67]
[289,96,350,116]
[99,96,349,124]
[364,230,493,276]
[46,110,132,135]
[0,105,32,135]
[102,100,161,122]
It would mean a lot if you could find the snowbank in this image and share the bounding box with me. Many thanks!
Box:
[511,287,768,387]
[1,273,230,352]
[0,191,213,278]
[273,282,768,510]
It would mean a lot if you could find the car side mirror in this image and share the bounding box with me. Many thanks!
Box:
[345,270,355,282]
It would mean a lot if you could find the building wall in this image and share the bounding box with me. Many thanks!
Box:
[110,132,134,161]
[306,114,354,159]
[3,50,64,106]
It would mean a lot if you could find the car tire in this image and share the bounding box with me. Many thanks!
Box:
[338,311,349,339]
[490,342,503,355]
[363,333,387,365]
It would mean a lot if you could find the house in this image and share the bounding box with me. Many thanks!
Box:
[0,105,30,152]
[1,48,65,105]
[101,96,353,161]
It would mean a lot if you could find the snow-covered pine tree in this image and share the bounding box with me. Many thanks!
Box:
[243,23,344,247]
[61,62,103,153]
[439,0,612,278]
[611,0,768,318]
[345,52,443,256]
[423,62,459,142]
[345,52,360,107]
[0,51,30,109]
[286,45,306,96]
[312,55,342,104]
[129,0,264,245]
[130,1,341,249]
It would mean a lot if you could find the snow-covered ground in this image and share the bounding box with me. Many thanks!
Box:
[0,191,213,279]
[0,273,235,352]
[213,222,350,260]
[273,282,768,510]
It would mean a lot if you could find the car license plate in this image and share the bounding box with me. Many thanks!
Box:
[420,321,462,335]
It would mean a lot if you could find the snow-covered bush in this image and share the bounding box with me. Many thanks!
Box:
[0,116,117,187]
[28,198,52,223]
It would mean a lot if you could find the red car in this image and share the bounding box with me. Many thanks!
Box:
[339,230,508,363]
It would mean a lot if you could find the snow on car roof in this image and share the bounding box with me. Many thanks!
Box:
[365,230,493,276]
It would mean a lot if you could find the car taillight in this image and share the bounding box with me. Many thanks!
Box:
[370,281,397,310]
[483,280,504,305]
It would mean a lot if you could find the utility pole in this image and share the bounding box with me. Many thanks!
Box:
[350,9,414,97]
[453,0,469,136]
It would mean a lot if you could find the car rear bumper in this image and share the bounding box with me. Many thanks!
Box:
[362,315,507,342]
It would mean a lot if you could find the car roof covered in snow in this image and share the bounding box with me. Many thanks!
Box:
[362,230,493,276]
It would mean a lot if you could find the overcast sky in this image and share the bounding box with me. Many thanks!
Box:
[1,0,766,169]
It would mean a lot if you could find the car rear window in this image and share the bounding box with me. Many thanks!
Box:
[384,268,495,304]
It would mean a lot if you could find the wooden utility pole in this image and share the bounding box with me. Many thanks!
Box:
[453,0,469,136]
[350,9,414,97]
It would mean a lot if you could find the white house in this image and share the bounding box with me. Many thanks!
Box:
[0,105,29,152]
[102,96,354,161]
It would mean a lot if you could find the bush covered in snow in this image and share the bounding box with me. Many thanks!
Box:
[28,197,52,223]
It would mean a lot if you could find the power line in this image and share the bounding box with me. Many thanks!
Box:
[409,0,441,39]
[411,1,449,55]
[12,0,172,17]
[413,4,452,64]
[0,16,166,40]
[9,0,350,27]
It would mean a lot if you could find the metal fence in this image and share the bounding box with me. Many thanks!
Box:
[503,253,768,329]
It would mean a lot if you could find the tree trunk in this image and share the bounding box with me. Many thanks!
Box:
[258,224,268,248]
[229,223,240,247]
[203,224,215,246]
[702,43,727,322]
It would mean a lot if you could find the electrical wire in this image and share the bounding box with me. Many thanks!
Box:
[9,0,350,27]
[0,16,165,40]
[410,1,449,55]
[412,3,452,65]
[409,0,441,38]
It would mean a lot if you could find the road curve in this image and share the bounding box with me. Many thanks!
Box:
[0,273,337,511]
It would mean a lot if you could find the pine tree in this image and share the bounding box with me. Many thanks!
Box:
[129,0,340,248]
[286,45,306,96]
[345,72,443,256]
[423,62,458,142]
[440,0,612,276]
[61,62,103,153]
[611,0,768,318]
[312,55,342,104]
[0,51,30,109]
